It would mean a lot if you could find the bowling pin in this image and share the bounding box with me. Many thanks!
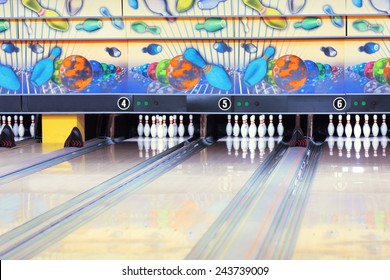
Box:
[99,7,124,30]
[372,114,379,137]
[0,64,21,91]
[144,115,150,137]
[328,114,335,136]
[353,115,361,138]
[226,114,232,136]
[277,114,284,137]
[345,114,352,137]
[66,0,83,16]
[369,0,390,14]
[233,115,240,137]
[31,47,61,87]
[75,19,103,32]
[178,115,185,137]
[137,115,144,137]
[12,115,19,137]
[258,115,267,137]
[162,115,167,137]
[157,116,164,138]
[150,116,157,138]
[241,17,250,33]
[7,116,12,128]
[267,115,275,137]
[30,115,35,137]
[18,115,25,137]
[336,114,344,137]
[183,48,232,91]
[188,115,195,137]
[288,0,306,14]
[173,115,178,136]
[0,115,5,133]
[168,116,175,138]
[244,46,275,87]
[381,114,387,136]
[242,0,287,30]
[195,18,226,32]
[363,114,371,137]
[21,0,69,31]
[240,115,248,138]
[144,0,175,22]
[248,115,257,138]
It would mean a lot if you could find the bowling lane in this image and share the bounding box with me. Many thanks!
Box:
[32,137,279,259]
[0,139,176,236]
[293,137,390,259]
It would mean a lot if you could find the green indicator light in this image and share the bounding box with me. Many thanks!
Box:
[144,101,149,106]
[237,101,242,107]
[136,101,141,106]
[362,101,367,106]
[244,101,249,107]
[353,101,358,106]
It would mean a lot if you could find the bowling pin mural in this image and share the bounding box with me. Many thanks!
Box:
[30,47,61,87]
[244,46,275,87]
[242,0,287,30]
[0,64,20,91]
[144,0,175,22]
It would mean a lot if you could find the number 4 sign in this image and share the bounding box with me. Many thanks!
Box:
[117,97,131,110]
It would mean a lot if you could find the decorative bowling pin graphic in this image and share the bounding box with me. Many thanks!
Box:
[381,114,387,136]
[30,115,35,137]
[183,48,232,91]
[336,114,344,137]
[328,114,335,136]
[240,17,250,33]
[176,0,195,13]
[288,0,306,14]
[150,116,157,138]
[178,115,185,137]
[157,116,164,138]
[12,115,19,137]
[258,115,266,137]
[196,18,226,32]
[354,115,362,138]
[277,114,284,137]
[233,115,240,137]
[144,0,175,22]
[128,0,139,9]
[18,116,25,137]
[242,0,287,30]
[168,116,175,138]
[31,47,61,87]
[345,114,352,137]
[240,115,248,138]
[369,0,390,14]
[76,19,103,32]
[226,115,232,136]
[144,115,150,137]
[248,115,257,138]
[244,46,275,87]
[99,7,124,30]
[363,114,371,137]
[267,115,275,137]
[372,114,379,137]
[0,64,21,91]
[137,115,144,137]
[188,115,195,137]
[198,0,227,10]
[66,0,84,16]
[21,0,69,32]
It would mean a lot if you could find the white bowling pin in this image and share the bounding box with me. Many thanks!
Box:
[157,116,164,138]
[248,115,257,138]
[277,114,284,137]
[267,115,275,137]
[258,115,267,137]
[372,114,379,137]
[178,115,185,137]
[173,115,178,136]
[12,115,19,137]
[188,114,194,137]
[345,114,352,137]
[168,116,175,138]
[1,115,5,130]
[144,115,150,137]
[353,115,361,138]
[18,116,25,137]
[240,115,248,138]
[137,115,144,137]
[226,115,232,136]
[363,114,370,137]
[150,116,157,138]
[162,115,167,137]
[233,115,240,137]
[336,114,344,137]
[381,114,387,136]
[30,115,35,137]
[328,114,335,136]
[7,116,12,128]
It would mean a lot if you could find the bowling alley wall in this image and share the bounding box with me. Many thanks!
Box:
[0,0,389,95]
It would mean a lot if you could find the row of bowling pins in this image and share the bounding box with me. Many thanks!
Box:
[137,114,194,138]
[328,114,387,138]
[328,136,388,158]
[0,115,35,137]
[226,114,284,138]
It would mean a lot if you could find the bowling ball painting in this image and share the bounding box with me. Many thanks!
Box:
[384,58,390,85]
[304,60,319,84]
[373,58,388,84]
[265,59,276,86]
[364,61,375,80]
[89,60,104,83]
[51,59,63,85]
[272,55,308,92]
[59,55,93,91]
[316,63,326,81]
[166,55,201,91]
[155,59,170,85]
[147,62,158,81]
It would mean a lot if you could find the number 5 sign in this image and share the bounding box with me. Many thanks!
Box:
[218,97,232,111]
